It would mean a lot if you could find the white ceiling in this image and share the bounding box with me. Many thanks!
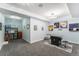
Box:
[8,3,70,20]
[67,3,79,18]
[1,3,79,21]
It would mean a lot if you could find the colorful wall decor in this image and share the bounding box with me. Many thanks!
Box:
[54,22,59,28]
[60,21,67,28]
[48,25,53,31]
[69,23,79,31]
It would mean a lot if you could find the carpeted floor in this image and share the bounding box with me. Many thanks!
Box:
[0,39,79,56]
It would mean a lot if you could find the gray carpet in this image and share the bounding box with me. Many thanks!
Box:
[0,39,79,56]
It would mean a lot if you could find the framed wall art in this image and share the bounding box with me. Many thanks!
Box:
[54,22,59,28]
[69,23,79,31]
[0,23,2,30]
[48,25,53,31]
[60,21,67,28]
[34,25,37,31]
[41,27,44,31]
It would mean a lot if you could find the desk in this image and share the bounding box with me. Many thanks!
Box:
[50,36,62,46]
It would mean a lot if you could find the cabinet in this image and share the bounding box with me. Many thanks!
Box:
[18,32,22,39]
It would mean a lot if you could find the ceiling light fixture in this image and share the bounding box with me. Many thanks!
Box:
[38,3,43,7]
[51,13,54,15]
[10,15,22,19]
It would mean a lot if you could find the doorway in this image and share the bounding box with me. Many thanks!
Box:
[4,15,23,42]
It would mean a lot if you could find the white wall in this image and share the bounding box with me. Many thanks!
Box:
[30,17,48,43]
[0,13,5,50]
[48,16,79,44]
[66,19,79,44]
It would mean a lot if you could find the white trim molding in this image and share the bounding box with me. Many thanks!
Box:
[0,41,8,50]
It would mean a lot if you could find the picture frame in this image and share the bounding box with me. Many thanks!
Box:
[0,23,2,30]
[54,22,59,28]
[42,27,44,31]
[48,25,53,31]
[69,23,79,31]
[34,25,37,31]
[60,21,67,28]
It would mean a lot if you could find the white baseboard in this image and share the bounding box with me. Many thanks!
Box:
[0,44,3,50]
[68,40,79,45]
[3,41,8,45]
[63,39,79,45]
[30,39,43,44]
[0,41,8,50]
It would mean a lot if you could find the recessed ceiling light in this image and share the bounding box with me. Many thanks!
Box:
[38,4,43,7]
[51,13,54,15]
[10,15,22,19]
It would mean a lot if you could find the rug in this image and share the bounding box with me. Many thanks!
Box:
[44,41,73,53]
